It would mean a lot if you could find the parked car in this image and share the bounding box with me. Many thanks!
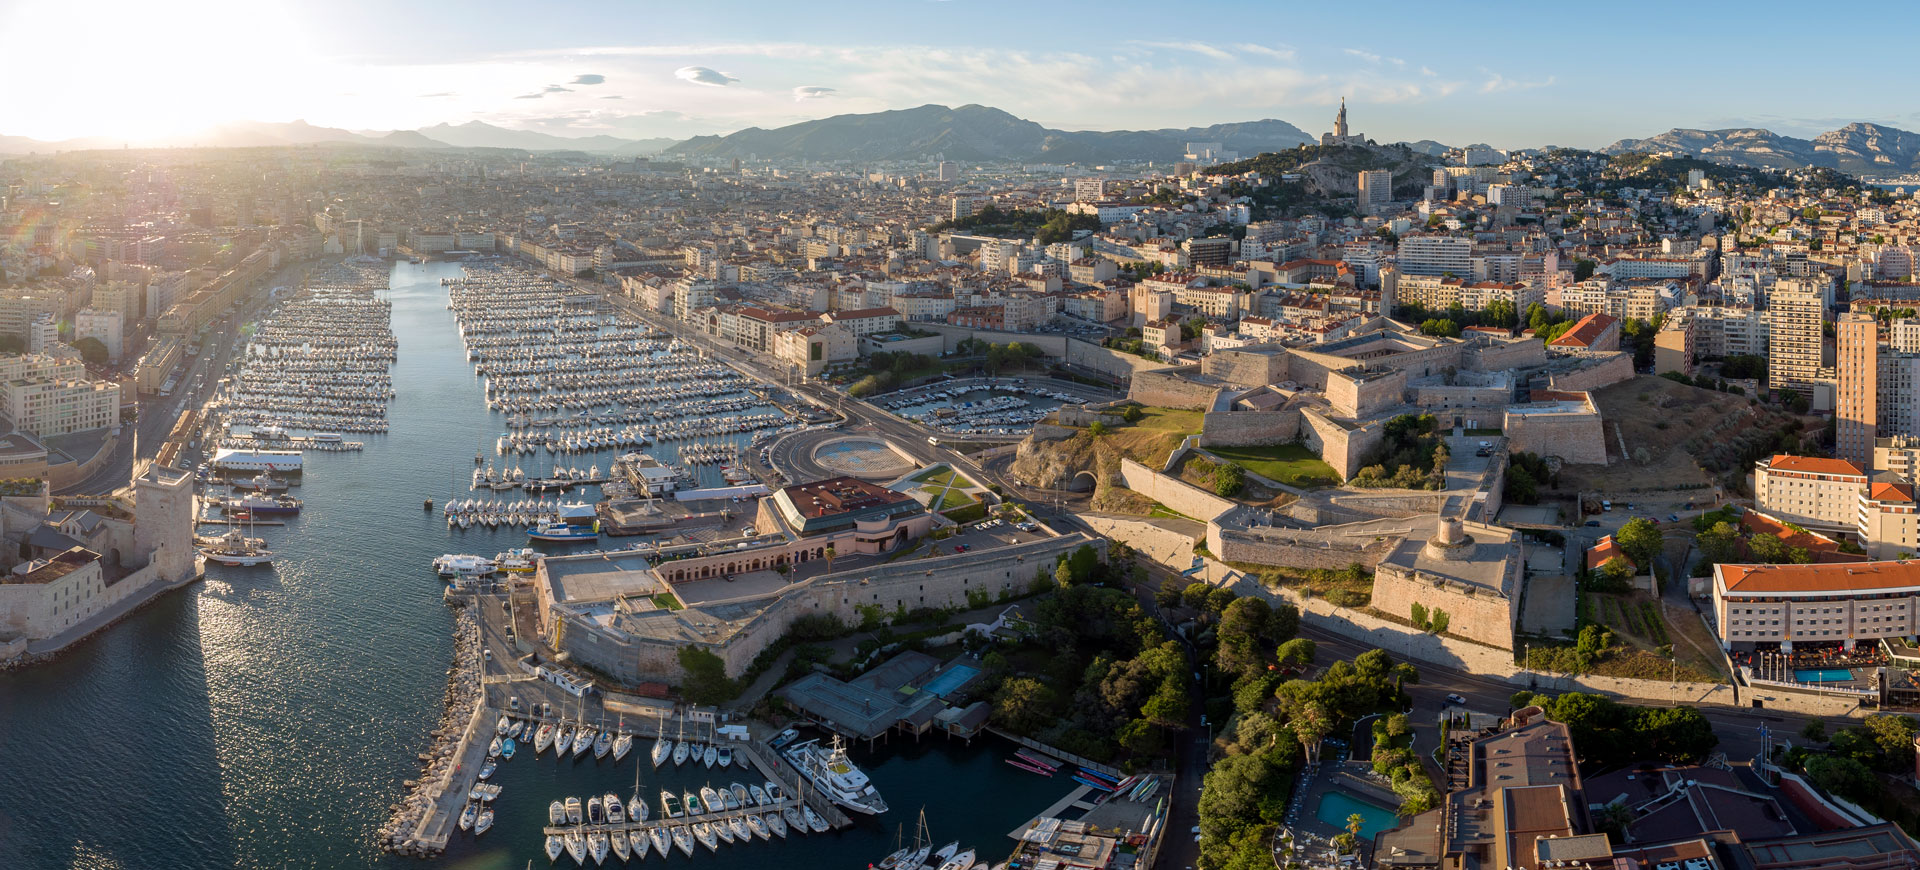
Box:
[1445,693,1468,706]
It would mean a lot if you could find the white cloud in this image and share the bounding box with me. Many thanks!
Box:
[1128,40,1233,61]
[1479,71,1555,93]
[570,74,605,85]
[1233,43,1297,62]
[1344,48,1382,63]
[792,86,836,101]
[674,66,738,86]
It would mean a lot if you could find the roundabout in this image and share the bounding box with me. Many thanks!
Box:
[768,429,917,482]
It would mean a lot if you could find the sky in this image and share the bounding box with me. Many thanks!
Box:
[6,0,1920,149]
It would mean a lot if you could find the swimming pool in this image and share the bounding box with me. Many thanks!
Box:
[1795,668,1853,683]
[1315,790,1400,839]
[922,664,979,697]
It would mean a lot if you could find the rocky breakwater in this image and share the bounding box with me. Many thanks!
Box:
[377,602,484,857]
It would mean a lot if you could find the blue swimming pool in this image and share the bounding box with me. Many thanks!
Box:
[1315,790,1400,839]
[922,664,979,697]
[1795,668,1853,683]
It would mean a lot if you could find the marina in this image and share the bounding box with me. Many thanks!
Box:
[0,261,1073,869]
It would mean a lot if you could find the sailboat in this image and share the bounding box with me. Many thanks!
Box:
[611,716,633,762]
[593,719,613,759]
[702,721,718,768]
[629,753,650,823]
[672,719,691,766]
[650,724,672,767]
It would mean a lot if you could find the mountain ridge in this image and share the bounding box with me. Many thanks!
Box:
[1603,122,1920,176]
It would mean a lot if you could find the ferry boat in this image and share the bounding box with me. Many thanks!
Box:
[230,472,288,492]
[784,734,889,815]
[528,519,597,542]
[493,548,540,573]
[199,529,274,566]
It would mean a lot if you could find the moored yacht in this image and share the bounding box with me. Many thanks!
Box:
[784,734,889,815]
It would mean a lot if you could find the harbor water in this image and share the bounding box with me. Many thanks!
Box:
[0,262,1058,869]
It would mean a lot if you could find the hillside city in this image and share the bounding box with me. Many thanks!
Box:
[9,95,1920,870]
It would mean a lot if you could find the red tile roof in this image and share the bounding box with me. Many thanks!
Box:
[1547,312,1620,348]
[1764,454,1867,478]
[1720,560,1920,594]
[1587,534,1630,571]
[1871,482,1916,503]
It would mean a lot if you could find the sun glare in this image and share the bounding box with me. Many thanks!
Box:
[1,0,318,141]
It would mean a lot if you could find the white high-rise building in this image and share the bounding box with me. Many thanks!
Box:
[1768,278,1826,396]
[1396,234,1473,278]
[75,308,124,361]
[1073,179,1106,203]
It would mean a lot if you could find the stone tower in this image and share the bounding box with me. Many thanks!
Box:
[1335,97,1349,138]
[133,461,197,583]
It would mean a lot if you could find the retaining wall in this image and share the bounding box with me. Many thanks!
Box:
[1117,458,1235,522]
[1127,368,1219,410]
[1199,409,1302,447]
[1547,353,1635,393]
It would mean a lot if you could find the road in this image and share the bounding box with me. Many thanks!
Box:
[63,262,309,495]
[588,279,1833,866]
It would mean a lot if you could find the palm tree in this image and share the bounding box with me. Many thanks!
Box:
[824,544,836,574]
[1346,812,1365,840]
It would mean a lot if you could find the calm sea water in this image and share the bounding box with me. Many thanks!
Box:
[0,262,1059,870]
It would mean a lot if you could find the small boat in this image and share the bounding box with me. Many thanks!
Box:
[804,805,829,833]
[718,745,733,768]
[549,801,566,826]
[672,826,695,857]
[684,790,703,815]
[782,807,806,835]
[714,817,737,845]
[931,842,959,865]
[496,714,511,735]
[566,796,583,825]
[729,782,749,808]
[606,793,625,825]
[765,811,789,838]
[535,724,555,754]
[474,807,493,836]
[672,732,690,765]
[594,729,612,759]
[530,519,597,542]
[546,835,564,862]
[651,827,673,858]
[588,830,609,865]
[661,790,681,818]
[508,719,525,739]
[765,781,788,803]
[630,827,650,860]
[477,760,496,781]
[488,737,502,756]
[555,725,571,754]
[564,830,586,864]
[501,738,516,760]
[702,744,717,768]
[458,803,476,831]
[572,726,594,757]
[940,848,977,870]
[651,736,672,767]
[746,812,771,840]
[610,829,631,862]
[728,816,752,842]
[612,731,633,762]
[750,784,769,806]
[588,796,604,825]
[700,786,722,815]
[693,821,719,852]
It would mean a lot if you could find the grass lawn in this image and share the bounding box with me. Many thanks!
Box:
[1130,406,1204,432]
[922,485,978,510]
[1147,501,1199,522]
[911,467,977,489]
[651,593,684,611]
[1205,444,1341,488]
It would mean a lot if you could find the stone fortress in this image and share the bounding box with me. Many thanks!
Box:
[0,461,202,663]
[1083,319,1638,650]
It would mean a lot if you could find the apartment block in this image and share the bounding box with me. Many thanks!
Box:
[1753,454,1868,531]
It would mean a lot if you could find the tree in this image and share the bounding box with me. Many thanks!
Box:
[1055,559,1075,589]
[1615,517,1663,570]
[992,677,1059,733]
[1206,586,1238,615]
[1801,719,1828,744]
[1275,638,1317,668]
[824,544,836,574]
[71,337,109,365]
[1270,602,1300,642]
[1345,812,1365,841]
[1183,582,1214,611]
[1746,532,1788,564]
[1696,521,1741,566]
[1088,421,1108,437]
[1154,579,1184,610]
[1427,609,1450,635]
[1141,677,1190,728]
[1409,601,1429,631]
[675,647,739,705]
[1804,754,1881,803]
[1573,258,1598,281]
[1599,556,1635,588]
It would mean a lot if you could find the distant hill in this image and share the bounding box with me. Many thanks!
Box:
[416,121,676,154]
[0,120,679,155]
[1603,122,1920,176]
[664,104,1312,163]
